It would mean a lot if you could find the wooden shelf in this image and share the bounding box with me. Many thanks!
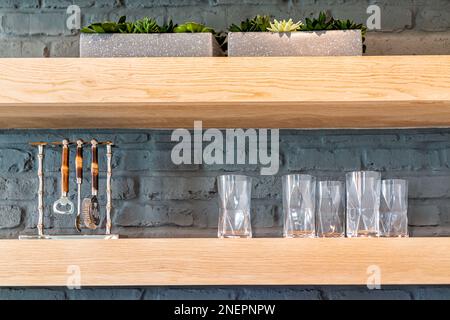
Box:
[1,238,449,286]
[0,56,449,129]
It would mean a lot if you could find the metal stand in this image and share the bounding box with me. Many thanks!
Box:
[19,140,119,240]
[106,143,113,235]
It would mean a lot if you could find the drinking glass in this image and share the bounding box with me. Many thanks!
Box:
[380,179,409,237]
[346,171,381,237]
[282,174,316,238]
[316,180,345,237]
[217,174,252,238]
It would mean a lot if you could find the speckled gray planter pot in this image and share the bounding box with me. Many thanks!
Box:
[80,33,224,57]
[228,30,362,56]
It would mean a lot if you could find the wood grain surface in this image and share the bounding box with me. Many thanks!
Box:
[0,238,449,286]
[0,56,449,129]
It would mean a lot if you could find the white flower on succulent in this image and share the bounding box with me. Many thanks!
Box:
[267,19,303,32]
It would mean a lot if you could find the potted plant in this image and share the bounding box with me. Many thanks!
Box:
[227,12,366,57]
[80,16,224,57]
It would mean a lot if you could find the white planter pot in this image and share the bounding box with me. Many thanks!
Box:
[228,30,363,56]
[80,33,224,57]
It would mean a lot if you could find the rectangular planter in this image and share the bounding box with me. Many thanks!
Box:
[80,33,224,57]
[228,30,362,56]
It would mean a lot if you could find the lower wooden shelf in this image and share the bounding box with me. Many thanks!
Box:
[0,238,449,286]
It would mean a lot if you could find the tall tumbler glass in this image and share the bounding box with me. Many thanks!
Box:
[316,181,345,237]
[283,174,316,238]
[346,171,381,237]
[217,174,252,238]
[380,179,408,237]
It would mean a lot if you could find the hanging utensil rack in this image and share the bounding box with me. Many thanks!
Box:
[22,140,118,239]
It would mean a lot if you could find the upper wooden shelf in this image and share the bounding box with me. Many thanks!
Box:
[1,238,449,286]
[0,56,449,129]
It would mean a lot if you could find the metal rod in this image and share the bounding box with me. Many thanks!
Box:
[30,141,114,146]
[37,144,45,237]
[106,143,113,235]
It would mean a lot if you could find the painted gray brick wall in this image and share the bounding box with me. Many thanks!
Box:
[0,0,449,57]
[0,129,450,299]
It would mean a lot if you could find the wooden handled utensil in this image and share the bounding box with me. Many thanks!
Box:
[82,139,100,229]
[53,139,75,215]
[75,139,83,232]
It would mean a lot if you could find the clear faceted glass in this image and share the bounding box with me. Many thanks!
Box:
[346,171,381,237]
[316,180,345,237]
[282,174,316,238]
[217,174,252,238]
[380,179,409,237]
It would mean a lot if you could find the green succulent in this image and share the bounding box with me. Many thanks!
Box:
[299,12,367,52]
[132,17,160,33]
[159,19,177,33]
[299,12,334,31]
[229,15,271,32]
[81,16,126,33]
[267,19,303,32]
[81,16,177,34]
[174,22,214,33]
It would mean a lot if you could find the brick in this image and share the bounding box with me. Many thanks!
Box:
[142,176,216,200]
[365,31,450,55]
[67,288,143,300]
[0,288,65,300]
[408,202,440,226]
[324,288,411,300]
[42,0,73,9]
[416,1,450,32]
[107,7,167,24]
[252,204,277,228]
[287,148,362,171]
[30,13,67,36]
[113,150,151,171]
[413,287,450,300]
[225,5,288,27]
[409,226,450,237]
[3,13,30,35]
[50,37,80,57]
[124,0,203,8]
[117,133,149,144]
[252,175,281,199]
[408,176,450,199]
[153,287,237,300]
[95,0,122,8]
[0,0,39,8]
[21,38,50,57]
[364,149,439,171]
[0,39,21,57]
[81,11,110,26]
[0,148,32,173]
[0,205,22,229]
[0,177,36,200]
[112,177,136,200]
[114,203,169,227]
[168,207,194,226]
[239,288,322,300]
[322,133,401,148]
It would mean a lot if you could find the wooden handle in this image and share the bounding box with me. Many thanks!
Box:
[91,140,98,193]
[61,141,69,193]
[76,141,83,180]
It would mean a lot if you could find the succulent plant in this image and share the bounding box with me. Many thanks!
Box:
[132,17,160,33]
[267,19,303,32]
[174,22,214,33]
[81,16,177,34]
[228,15,271,32]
